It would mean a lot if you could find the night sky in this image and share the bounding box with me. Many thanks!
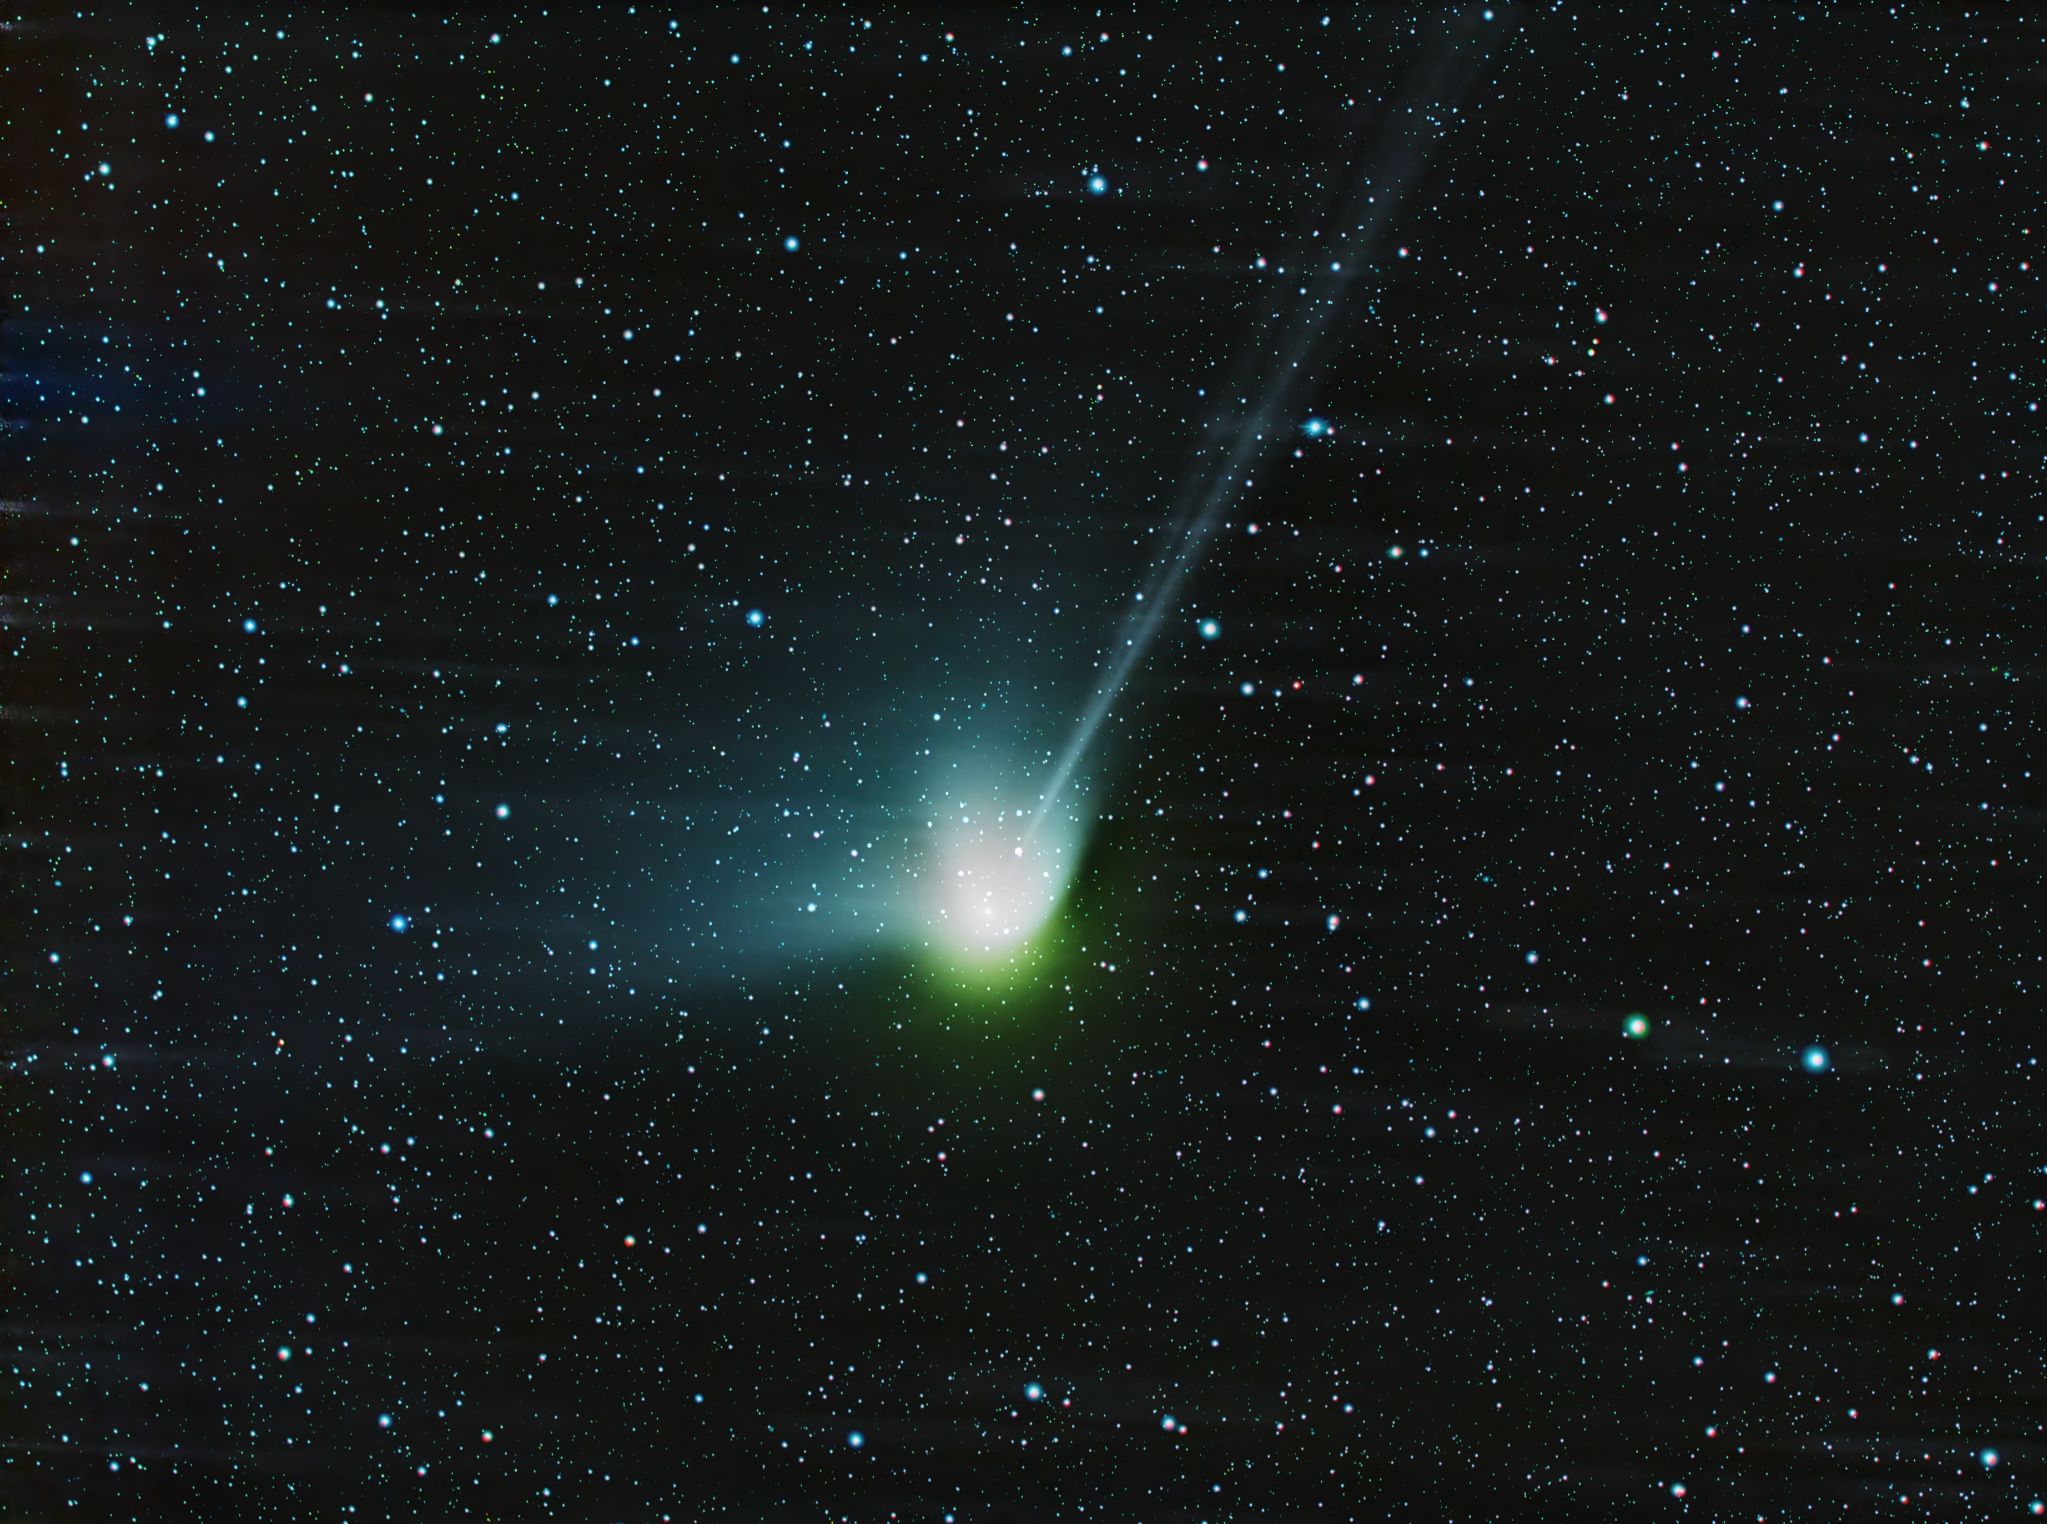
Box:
[9,4,2047,1519]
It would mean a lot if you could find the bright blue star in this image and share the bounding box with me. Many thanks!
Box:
[1198,617,1221,640]
[389,914,410,933]
[1302,417,1329,437]
[1087,174,1108,195]
[1801,1044,1830,1073]
[745,608,766,627]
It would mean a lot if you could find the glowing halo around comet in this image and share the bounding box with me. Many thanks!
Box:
[919,807,1082,975]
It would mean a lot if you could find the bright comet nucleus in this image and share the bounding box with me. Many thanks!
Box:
[925,812,1079,965]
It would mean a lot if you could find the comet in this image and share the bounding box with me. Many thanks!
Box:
[919,9,1503,968]
[927,809,1080,966]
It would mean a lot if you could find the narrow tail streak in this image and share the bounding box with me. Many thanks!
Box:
[1027,8,1501,840]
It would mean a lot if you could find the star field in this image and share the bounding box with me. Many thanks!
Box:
[8,5,2047,1520]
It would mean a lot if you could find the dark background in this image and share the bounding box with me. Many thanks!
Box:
[8,4,2046,1519]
